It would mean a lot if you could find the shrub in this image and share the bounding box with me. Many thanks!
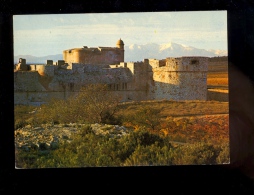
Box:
[171,142,219,165]
[123,143,173,166]
[124,106,161,131]
[75,84,122,124]
[216,143,230,164]
[77,125,94,136]
[117,128,168,162]
[34,84,122,125]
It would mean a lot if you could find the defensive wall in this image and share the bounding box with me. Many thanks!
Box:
[63,39,124,66]
[146,57,208,100]
[14,39,209,105]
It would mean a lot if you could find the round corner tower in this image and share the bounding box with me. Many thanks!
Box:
[149,56,208,101]
[167,56,208,100]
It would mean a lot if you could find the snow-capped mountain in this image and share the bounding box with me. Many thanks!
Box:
[14,42,227,64]
[124,42,227,62]
[207,49,228,56]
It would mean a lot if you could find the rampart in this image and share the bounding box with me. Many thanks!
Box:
[146,57,208,100]
[63,39,124,66]
[14,39,209,105]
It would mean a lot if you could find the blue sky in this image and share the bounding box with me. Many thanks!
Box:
[13,11,227,56]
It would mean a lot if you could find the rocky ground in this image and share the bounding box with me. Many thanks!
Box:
[15,123,130,151]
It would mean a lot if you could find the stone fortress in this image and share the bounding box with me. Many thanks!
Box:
[14,39,208,105]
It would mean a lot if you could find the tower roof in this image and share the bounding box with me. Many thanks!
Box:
[116,38,124,45]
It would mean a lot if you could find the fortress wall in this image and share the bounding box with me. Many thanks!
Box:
[109,65,118,68]
[30,65,36,71]
[14,91,72,105]
[63,47,124,65]
[149,70,207,100]
[44,65,55,77]
[66,64,110,74]
[148,59,160,68]
[83,64,109,72]
[166,57,208,71]
[14,92,31,105]
[46,66,133,92]
[149,57,208,100]
[177,72,207,100]
[67,63,85,73]
[14,71,46,92]
[76,49,99,64]
[149,82,180,100]
[126,62,135,74]
[119,62,127,68]
[148,69,181,100]
[15,89,148,106]
[181,57,208,71]
[129,62,148,91]
[34,65,46,76]
[29,65,55,77]
[159,59,166,67]
[63,49,82,65]
[14,53,210,105]
[99,49,123,64]
[152,68,181,85]
[147,59,166,69]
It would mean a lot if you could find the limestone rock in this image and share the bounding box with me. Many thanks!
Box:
[15,123,130,151]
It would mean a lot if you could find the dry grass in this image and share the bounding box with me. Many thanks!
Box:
[207,58,228,87]
[116,100,229,119]
[207,72,228,86]
[207,77,228,86]
[207,59,228,101]
[116,100,229,145]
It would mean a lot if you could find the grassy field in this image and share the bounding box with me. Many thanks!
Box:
[207,72,228,87]
[15,99,230,168]
[115,99,229,145]
[15,99,229,144]
[117,100,229,118]
[206,57,228,101]
[207,57,228,88]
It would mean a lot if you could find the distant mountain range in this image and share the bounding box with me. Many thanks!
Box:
[14,54,63,64]
[124,42,227,62]
[14,42,227,64]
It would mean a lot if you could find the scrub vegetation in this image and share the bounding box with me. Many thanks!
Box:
[15,84,229,168]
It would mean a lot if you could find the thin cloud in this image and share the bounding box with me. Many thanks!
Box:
[13,11,227,56]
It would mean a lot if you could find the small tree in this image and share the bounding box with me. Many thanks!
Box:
[75,84,121,124]
[132,106,161,131]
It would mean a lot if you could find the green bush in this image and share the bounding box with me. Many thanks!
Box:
[30,84,122,125]
[15,128,175,168]
[77,125,94,136]
[123,143,173,166]
[125,106,161,131]
[171,142,219,165]
[216,143,230,164]
[16,132,226,168]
